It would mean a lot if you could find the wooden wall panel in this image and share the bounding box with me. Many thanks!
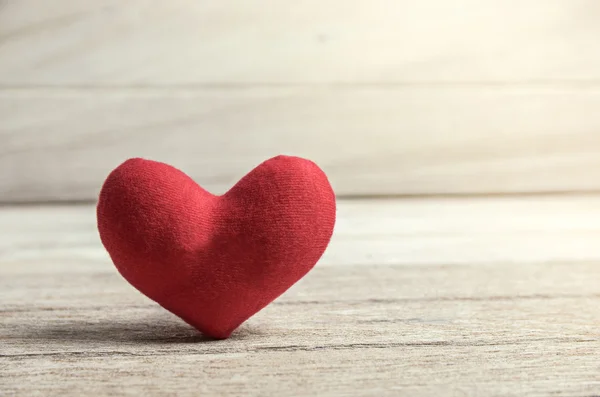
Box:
[1,0,600,201]
[1,0,600,85]
[2,87,600,201]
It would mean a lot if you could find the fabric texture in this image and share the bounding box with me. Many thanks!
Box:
[97,155,336,339]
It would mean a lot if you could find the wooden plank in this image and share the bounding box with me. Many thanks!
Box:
[1,198,599,396]
[1,0,600,85]
[3,87,600,201]
[4,196,600,267]
[2,344,600,397]
[1,267,599,396]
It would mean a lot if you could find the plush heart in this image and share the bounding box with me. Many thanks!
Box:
[97,155,336,339]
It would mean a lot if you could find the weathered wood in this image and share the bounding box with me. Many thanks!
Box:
[5,196,600,266]
[3,0,600,201]
[1,198,599,396]
[3,87,600,201]
[2,0,600,84]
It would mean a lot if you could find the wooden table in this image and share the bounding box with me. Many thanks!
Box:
[1,197,599,396]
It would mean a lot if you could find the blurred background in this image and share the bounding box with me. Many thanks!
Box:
[1,0,600,202]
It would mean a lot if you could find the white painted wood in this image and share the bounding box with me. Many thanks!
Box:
[1,0,599,84]
[4,196,600,267]
[1,198,600,396]
[2,87,600,201]
[3,0,600,201]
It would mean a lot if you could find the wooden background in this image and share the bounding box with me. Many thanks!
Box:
[2,197,600,396]
[2,2,600,395]
[2,0,600,202]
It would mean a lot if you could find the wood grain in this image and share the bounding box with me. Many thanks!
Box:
[4,196,600,266]
[2,0,600,201]
[1,0,600,84]
[1,197,600,396]
[3,86,600,201]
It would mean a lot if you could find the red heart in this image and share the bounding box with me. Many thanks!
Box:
[97,156,336,339]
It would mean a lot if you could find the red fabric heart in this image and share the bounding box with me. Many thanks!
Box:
[97,156,336,339]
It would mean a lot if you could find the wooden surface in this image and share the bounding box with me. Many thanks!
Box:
[1,197,599,396]
[2,0,600,201]
[2,0,600,84]
[3,87,600,202]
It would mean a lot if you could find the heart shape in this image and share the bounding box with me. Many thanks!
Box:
[97,156,336,339]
